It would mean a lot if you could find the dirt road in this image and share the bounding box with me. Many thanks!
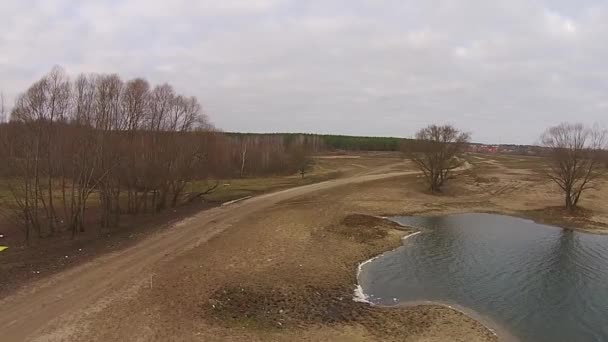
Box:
[0,169,412,342]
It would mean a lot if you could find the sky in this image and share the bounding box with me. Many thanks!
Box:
[1,0,607,144]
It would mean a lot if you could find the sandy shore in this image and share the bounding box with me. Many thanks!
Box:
[396,301,519,342]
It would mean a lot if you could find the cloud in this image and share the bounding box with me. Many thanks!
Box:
[1,0,607,143]
[544,10,577,36]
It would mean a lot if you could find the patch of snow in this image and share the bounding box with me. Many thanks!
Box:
[352,231,421,304]
[353,284,370,303]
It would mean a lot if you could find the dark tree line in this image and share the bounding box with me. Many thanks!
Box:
[321,134,402,151]
[227,133,407,152]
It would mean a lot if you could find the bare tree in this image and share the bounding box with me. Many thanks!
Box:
[72,74,97,126]
[6,67,71,236]
[122,78,149,132]
[541,123,607,211]
[44,66,72,233]
[404,124,470,192]
[239,137,248,177]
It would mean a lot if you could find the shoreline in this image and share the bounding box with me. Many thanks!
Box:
[353,230,421,303]
[394,300,518,342]
[383,210,608,235]
[352,221,510,341]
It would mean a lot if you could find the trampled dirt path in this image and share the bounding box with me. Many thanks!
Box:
[0,168,414,342]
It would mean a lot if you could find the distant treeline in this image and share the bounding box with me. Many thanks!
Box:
[226,132,407,152]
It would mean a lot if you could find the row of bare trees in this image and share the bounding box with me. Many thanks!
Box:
[404,123,607,212]
[227,133,320,177]
[0,67,215,241]
[0,67,313,244]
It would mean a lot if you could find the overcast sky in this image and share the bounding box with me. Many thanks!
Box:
[1,0,607,144]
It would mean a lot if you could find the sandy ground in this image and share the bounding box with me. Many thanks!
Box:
[2,153,607,342]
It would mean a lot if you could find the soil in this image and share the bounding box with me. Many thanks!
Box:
[0,200,216,297]
[2,153,608,341]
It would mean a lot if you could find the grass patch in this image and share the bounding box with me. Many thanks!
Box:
[521,206,608,233]
[321,214,410,243]
[483,154,548,169]
[192,172,341,203]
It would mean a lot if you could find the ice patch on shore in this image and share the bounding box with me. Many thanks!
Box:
[353,231,421,303]
[353,284,369,303]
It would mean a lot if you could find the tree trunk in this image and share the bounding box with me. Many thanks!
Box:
[240,143,247,177]
[47,174,56,234]
[565,191,574,211]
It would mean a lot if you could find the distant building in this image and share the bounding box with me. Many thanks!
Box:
[467,144,498,153]
[468,143,544,156]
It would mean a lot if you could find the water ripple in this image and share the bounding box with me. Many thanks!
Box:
[358,213,608,342]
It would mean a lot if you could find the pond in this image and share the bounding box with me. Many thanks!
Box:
[357,213,608,342]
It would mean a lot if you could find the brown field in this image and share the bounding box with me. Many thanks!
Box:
[1,152,608,341]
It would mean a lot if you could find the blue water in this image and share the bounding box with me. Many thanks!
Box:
[358,213,608,342]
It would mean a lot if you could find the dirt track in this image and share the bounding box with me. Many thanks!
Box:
[0,169,415,341]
